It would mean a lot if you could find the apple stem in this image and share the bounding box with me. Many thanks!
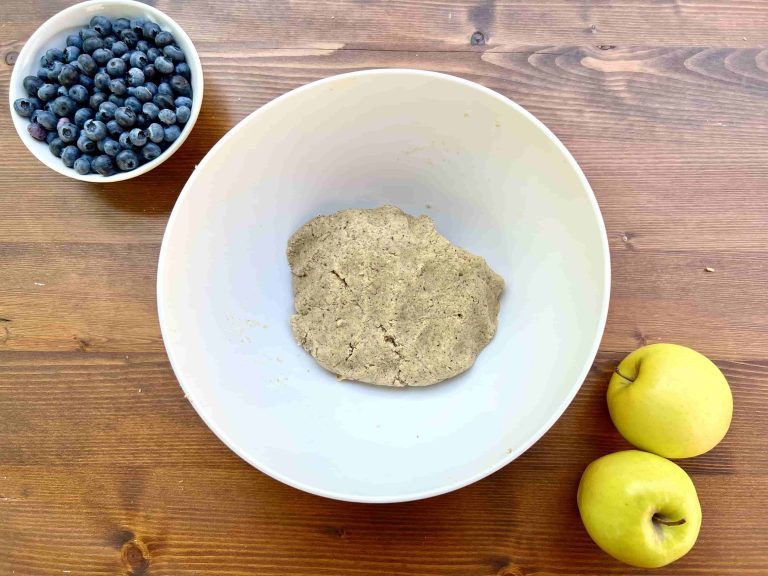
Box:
[614,367,636,383]
[652,513,686,527]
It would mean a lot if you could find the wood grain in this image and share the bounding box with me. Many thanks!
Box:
[1,1,767,575]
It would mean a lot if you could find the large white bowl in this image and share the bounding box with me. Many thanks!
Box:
[158,69,610,503]
[8,0,203,182]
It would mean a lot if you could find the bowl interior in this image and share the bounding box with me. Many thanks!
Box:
[9,0,202,182]
[158,70,609,502]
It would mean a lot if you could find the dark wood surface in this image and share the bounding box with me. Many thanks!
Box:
[1,1,767,574]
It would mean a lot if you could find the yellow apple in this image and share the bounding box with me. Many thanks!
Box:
[608,343,732,459]
[577,450,702,568]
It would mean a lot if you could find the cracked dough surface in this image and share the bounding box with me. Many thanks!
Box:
[288,205,504,387]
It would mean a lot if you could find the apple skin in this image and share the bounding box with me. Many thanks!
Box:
[577,450,702,568]
[608,343,733,459]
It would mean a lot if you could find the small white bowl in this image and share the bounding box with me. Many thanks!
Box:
[8,0,203,182]
[158,69,611,503]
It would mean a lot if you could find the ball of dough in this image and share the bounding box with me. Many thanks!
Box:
[288,205,504,387]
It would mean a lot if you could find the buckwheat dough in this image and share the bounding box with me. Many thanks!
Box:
[288,205,504,387]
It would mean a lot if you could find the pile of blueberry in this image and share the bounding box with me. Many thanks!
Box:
[13,15,193,176]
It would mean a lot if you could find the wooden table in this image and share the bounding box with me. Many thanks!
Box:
[1,1,767,574]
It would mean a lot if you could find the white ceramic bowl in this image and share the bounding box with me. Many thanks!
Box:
[8,0,203,182]
[158,69,610,503]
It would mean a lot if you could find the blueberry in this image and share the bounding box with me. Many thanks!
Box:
[127,127,147,147]
[114,106,137,128]
[46,61,64,82]
[56,85,70,98]
[102,35,117,50]
[13,97,39,117]
[51,96,76,117]
[37,67,50,81]
[84,119,108,141]
[78,74,95,91]
[129,51,148,69]
[154,31,174,48]
[129,18,146,35]
[82,36,104,54]
[66,33,83,49]
[174,96,193,109]
[163,45,185,63]
[49,137,65,157]
[106,57,126,77]
[118,131,135,149]
[136,39,151,53]
[142,102,159,120]
[116,149,139,171]
[92,47,113,66]
[111,18,130,33]
[80,28,100,41]
[57,64,79,86]
[89,91,108,110]
[27,122,48,141]
[57,121,79,143]
[175,105,191,124]
[73,154,93,175]
[98,137,120,156]
[142,64,157,82]
[63,45,81,63]
[47,130,60,145]
[142,141,161,161]
[169,75,191,97]
[89,15,112,36]
[96,101,118,121]
[121,51,132,64]
[146,46,161,61]
[163,124,181,143]
[35,110,58,130]
[146,122,164,143]
[108,94,125,107]
[109,78,127,96]
[23,75,44,96]
[41,48,64,67]
[61,145,81,167]
[157,82,173,96]
[77,53,97,75]
[145,82,158,95]
[106,120,122,138]
[142,21,161,40]
[111,41,129,57]
[136,113,147,127]
[57,116,70,130]
[77,133,97,153]
[68,84,89,105]
[125,69,144,89]
[153,93,174,110]
[75,107,94,127]
[154,56,174,75]
[134,86,153,102]
[94,71,111,91]
[121,96,140,114]
[92,154,115,176]
[175,62,191,79]
[119,29,139,48]
[157,108,176,125]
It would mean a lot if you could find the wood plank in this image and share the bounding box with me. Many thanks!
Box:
[3,47,767,251]
[0,352,763,470]
[2,1,768,51]
[0,352,764,575]
[1,242,767,357]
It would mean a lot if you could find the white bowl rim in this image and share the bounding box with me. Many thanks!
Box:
[157,68,611,503]
[8,0,203,183]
